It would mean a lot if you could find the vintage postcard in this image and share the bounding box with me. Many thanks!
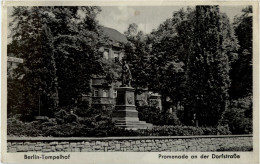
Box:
[1,1,259,164]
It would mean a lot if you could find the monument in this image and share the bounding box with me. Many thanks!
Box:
[112,59,153,130]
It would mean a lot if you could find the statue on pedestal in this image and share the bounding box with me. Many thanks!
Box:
[112,58,152,130]
[119,59,132,87]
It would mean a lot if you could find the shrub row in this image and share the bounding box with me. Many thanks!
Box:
[137,106,182,126]
[217,146,253,151]
[8,116,231,137]
[7,118,42,137]
[107,125,231,137]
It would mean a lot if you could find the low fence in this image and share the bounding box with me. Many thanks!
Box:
[7,135,252,152]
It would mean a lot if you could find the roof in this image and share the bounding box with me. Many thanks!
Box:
[101,26,128,44]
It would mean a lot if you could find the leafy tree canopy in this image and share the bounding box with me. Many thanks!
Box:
[8,6,105,119]
[229,6,252,99]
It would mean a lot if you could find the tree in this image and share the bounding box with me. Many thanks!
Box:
[51,6,104,107]
[185,6,239,126]
[124,23,150,92]
[147,9,191,112]
[8,7,57,120]
[8,6,104,119]
[147,6,238,126]
[229,6,252,99]
[101,58,122,84]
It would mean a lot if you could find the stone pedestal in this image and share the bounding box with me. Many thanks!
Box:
[112,87,153,130]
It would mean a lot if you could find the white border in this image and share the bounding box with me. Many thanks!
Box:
[1,1,259,164]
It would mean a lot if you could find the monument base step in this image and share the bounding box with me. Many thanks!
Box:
[112,86,153,130]
[114,120,153,130]
[112,117,140,122]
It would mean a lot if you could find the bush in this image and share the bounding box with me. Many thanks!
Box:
[108,125,231,137]
[7,115,43,137]
[137,106,161,124]
[200,125,231,135]
[43,123,88,137]
[7,116,232,137]
[217,146,253,151]
[7,108,231,137]
[216,125,232,135]
[139,125,230,136]
[137,106,182,126]
[221,96,252,134]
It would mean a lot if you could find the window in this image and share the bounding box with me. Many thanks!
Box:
[94,90,98,97]
[114,52,119,62]
[111,52,114,59]
[113,91,117,98]
[103,90,108,97]
[114,52,119,58]
[103,51,108,59]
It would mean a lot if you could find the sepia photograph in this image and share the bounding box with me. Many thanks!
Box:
[1,1,259,164]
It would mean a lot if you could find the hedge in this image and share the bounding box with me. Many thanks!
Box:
[217,146,253,151]
[8,116,231,137]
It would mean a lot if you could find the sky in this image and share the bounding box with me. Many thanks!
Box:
[97,6,246,34]
[7,5,247,40]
